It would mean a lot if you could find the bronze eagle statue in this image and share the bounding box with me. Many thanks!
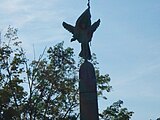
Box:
[62,7,100,60]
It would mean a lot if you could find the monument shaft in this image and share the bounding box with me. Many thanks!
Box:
[79,61,99,120]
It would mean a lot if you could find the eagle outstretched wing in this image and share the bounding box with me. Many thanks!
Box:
[90,19,100,32]
[76,8,91,29]
[62,22,75,34]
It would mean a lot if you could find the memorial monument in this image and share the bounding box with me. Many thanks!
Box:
[63,0,100,119]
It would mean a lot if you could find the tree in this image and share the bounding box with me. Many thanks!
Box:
[0,26,133,119]
[99,100,133,120]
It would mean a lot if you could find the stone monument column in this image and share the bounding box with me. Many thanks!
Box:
[79,61,99,120]
[62,1,100,119]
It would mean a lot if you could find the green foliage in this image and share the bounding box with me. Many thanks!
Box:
[25,42,78,119]
[0,26,133,119]
[100,100,134,120]
[0,26,27,119]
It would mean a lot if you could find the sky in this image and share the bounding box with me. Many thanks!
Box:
[0,0,160,119]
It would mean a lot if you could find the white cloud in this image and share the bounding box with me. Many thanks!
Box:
[0,0,69,49]
[0,0,28,14]
[0,0,65,28]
